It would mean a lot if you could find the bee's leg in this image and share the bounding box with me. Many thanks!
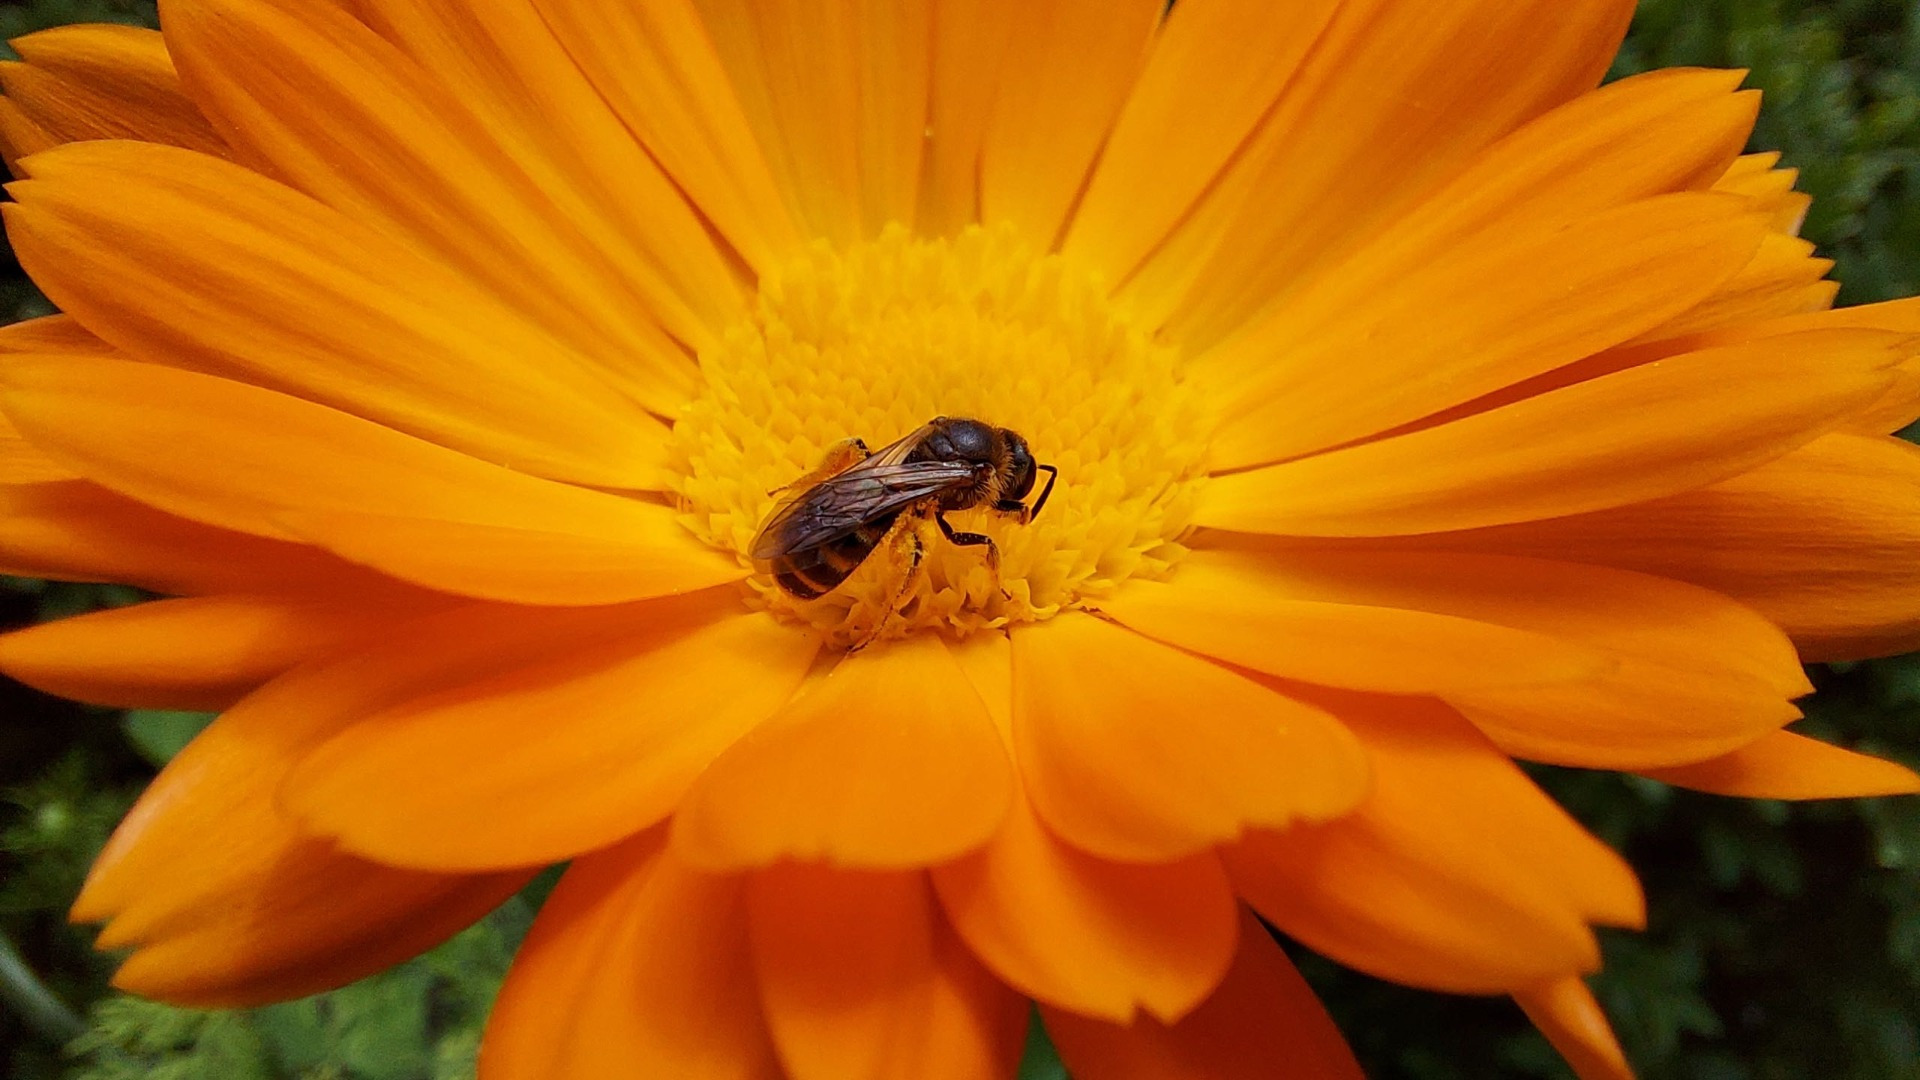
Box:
[768,437,870,496]
[851,514,927,652]
[991,497,1031,525]
[935,511,1011,600]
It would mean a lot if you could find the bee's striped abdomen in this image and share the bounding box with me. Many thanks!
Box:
[771,513,898,599]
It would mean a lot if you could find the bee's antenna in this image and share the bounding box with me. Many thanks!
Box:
[1029,464,1059,520]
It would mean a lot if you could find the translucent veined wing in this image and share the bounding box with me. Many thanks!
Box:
[865,422,938,468]
[750,457,978,560]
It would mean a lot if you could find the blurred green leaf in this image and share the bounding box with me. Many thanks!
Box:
[119,712,213,768]
[1018,1013,1069,1080]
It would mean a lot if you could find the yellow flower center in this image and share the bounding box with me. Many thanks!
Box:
[669,224,1208,647]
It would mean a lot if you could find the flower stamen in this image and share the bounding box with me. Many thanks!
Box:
[669,224,1209,647]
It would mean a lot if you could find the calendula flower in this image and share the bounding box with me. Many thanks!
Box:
[0,1,1916,1076]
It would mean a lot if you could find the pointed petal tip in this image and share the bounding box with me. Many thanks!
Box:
[1517,975,1635,1080]
[1642,729,1920,800]
[1608,876,1650,933]
[67,891,110,927]
[106,949,292,1011]
[90,915,138,950]
[107,953,265,1011]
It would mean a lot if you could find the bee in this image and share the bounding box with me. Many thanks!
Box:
[750,417,1059,619]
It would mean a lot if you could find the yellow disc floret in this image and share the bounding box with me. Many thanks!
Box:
[669,224,1207,646]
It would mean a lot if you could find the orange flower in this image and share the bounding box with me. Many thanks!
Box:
[0,2,1916,1077]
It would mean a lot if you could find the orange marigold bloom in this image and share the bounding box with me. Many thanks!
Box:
[0,2,1916,1077]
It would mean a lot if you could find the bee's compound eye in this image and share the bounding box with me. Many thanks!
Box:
[1004,433,1037,499]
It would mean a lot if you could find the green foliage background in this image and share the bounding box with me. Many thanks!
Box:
[1,1,1917,1077]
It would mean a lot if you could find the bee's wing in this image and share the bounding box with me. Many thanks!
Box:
[750,458,977,560]
[864,423,938,468]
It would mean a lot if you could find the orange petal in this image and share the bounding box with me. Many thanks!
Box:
[1224,695,1629,994]
[1443,432,1920,662]
[1318,68,1757,272]
[1633,291,1920,348]
[341,0,748,353]
[673,634,1013,870]
[1630,232,1836,344]
[1629,295,1920,433]
[285,606,816,870]
[1643,148,1835,337]
[1200,545,1807,768]
[1128,0,1633,346]
[1515,977,1634,1080]
[0,24,226,156]
[931,781,1239,1024]
[0,316,112,483]
[0,410,78,483]
[0,96,57,175]
[0,357,742,604]
[477,830,782,1080]
[6,140,673,487]
[1854,357,1920,434]
[747,864,1029,1080]
[915,0,1018,237]
[528,0,801,270]
[0,481,359,595]
[1712,151,1810,234]
[1197,329,1903,537]
[107,858,529,1009]
[1203,193,1767,469]
[74,600,677,928]
[941,630,1243,1023]
[164,0,720,407]
[840,2,933,238]
[1199,66,1761,436]
[1042,908,1363,1080]
[1334,689,1642,926]
[1063,0,1339,283]
[70,607,554,1007]
[0,312,110,353]
[1639,729,1920,800]
[692,0,932,246]
[947,628,1015,734]
[1096,549,1612,695]
[276,509,750,607]
[978,0,1162,247]
[0,589,445,710]
[1758,301,1920,432]
[1456,683,1803,774]
[1156,544,1808,695]
[1010,613,1368,862]
[1227,824,1596,996]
